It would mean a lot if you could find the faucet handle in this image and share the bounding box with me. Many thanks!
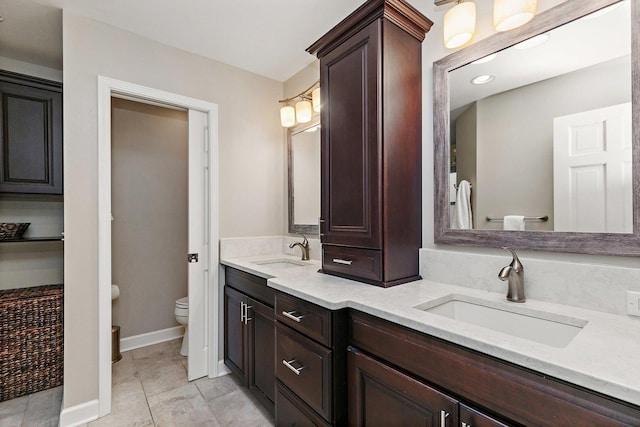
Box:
[502,247,523,271]
[298,233,309,247]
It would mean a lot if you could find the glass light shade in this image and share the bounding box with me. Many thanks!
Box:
[312,87,321,112]
[295,100,312,123]
[494,0,537,32]
[444,1,476,49]
[280,106,295,128]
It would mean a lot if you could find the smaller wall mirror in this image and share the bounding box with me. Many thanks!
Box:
[288,119,320,234]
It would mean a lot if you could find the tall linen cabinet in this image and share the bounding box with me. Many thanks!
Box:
[307,0,432,287]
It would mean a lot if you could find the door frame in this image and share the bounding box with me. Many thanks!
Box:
[97,76,220,416]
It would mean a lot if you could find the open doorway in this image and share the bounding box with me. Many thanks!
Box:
[97,77,220,417]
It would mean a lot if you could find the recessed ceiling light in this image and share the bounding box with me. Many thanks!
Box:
[471,53,497,65]
[513,33,550,50]
[583,1,624,20]
[471,74,495,85]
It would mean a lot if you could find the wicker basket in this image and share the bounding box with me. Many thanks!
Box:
[0,284,64,402]
[0,223,31,240]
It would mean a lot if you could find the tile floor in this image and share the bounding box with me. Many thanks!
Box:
[0,339,274,427]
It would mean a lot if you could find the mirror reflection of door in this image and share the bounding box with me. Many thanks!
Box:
[553,103,632,233]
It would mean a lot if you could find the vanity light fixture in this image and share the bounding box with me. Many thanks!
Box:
[471,53,497,64]
[279,80,319,128]
[312,87,321,112]
[280,106,296,128]
[471,74,495,85]
[443,0,477,49]
[494,0,537,32]
[513,32,549,50]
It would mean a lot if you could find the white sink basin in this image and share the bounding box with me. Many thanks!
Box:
[252,259,307,269]
[415,295,587,348]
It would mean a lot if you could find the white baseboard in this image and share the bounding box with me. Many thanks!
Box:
[58,399,99,427]
[120,326,184,352]
[215,359,231,377]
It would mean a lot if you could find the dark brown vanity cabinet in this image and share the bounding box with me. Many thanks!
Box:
[306,0,432,288]
[274,291,347,426]
[223,268,275,413]
[348,311,640,427]
[0,71,62,195]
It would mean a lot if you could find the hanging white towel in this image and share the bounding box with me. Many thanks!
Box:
[451,180,472,229]
[504,215,526,231]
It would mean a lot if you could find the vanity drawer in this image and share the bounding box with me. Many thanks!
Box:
[276,323,332,421]
[276,292,332,347]
[276,380,331,427]
[322,245,382,282]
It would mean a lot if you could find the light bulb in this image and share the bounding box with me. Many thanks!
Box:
[312,87,321,112]
[280,106,295,128]
[295,100,312,123]
[494,0,537,32]
[444,1,476,49]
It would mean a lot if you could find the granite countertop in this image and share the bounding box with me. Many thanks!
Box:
[221,254,640,407]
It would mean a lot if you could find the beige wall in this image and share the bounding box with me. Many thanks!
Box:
[62,11,284,408]
[111,98,188,338]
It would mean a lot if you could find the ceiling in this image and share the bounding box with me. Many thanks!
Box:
[1,0,380,82]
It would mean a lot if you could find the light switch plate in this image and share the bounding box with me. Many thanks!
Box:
[627,291,640,316]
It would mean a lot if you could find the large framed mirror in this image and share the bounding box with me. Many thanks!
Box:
[434,0,640,256]
[288,118,320,234]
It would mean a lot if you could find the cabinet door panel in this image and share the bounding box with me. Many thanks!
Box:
[224,286,247,383]
[248,297,275,411]
[276,381,331,427]
[348,346,458,427]
[320,21,381,249]
[0,80,62,194]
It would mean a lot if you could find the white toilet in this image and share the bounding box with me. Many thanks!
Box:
[174,297,189,356]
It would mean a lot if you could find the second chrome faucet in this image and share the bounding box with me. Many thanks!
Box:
[498,247,525,303]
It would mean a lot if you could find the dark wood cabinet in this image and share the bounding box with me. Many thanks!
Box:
[307,0,433,287]
[223,268,275,414]
[349,310,640,426]
[348,347,459,427]
[0,70,62,195]
[274,291,348,426]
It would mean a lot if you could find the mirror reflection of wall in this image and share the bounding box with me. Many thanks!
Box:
[449,0,631,233]
[288,121,320,233]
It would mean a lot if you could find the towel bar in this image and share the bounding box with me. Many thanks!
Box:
[486,215,549,222]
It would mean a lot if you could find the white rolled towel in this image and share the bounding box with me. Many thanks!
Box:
[504,215,525,231]
[111,284,120,300]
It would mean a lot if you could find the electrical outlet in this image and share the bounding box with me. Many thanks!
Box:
[627,291,640,317]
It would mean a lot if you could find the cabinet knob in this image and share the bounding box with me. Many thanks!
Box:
[282,359,305,376]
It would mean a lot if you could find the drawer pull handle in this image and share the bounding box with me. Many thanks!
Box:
[461,423,471,427]
[282,310,304,323]
[282,359,304,375]
[440,410,449,427]
[245,305,252,324]
[332,258,353,265]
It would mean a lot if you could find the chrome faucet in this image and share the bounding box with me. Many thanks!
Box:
[289,234,310,261]
[498,247,525,303]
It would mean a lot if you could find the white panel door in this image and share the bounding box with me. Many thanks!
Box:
[553,103,632,233]
[188,109,208,380]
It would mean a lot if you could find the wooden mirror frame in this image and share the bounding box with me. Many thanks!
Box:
[433,0,640,256]
[288,118,320,235]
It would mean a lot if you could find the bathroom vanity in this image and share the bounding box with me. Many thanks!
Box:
[220,257,640,426]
